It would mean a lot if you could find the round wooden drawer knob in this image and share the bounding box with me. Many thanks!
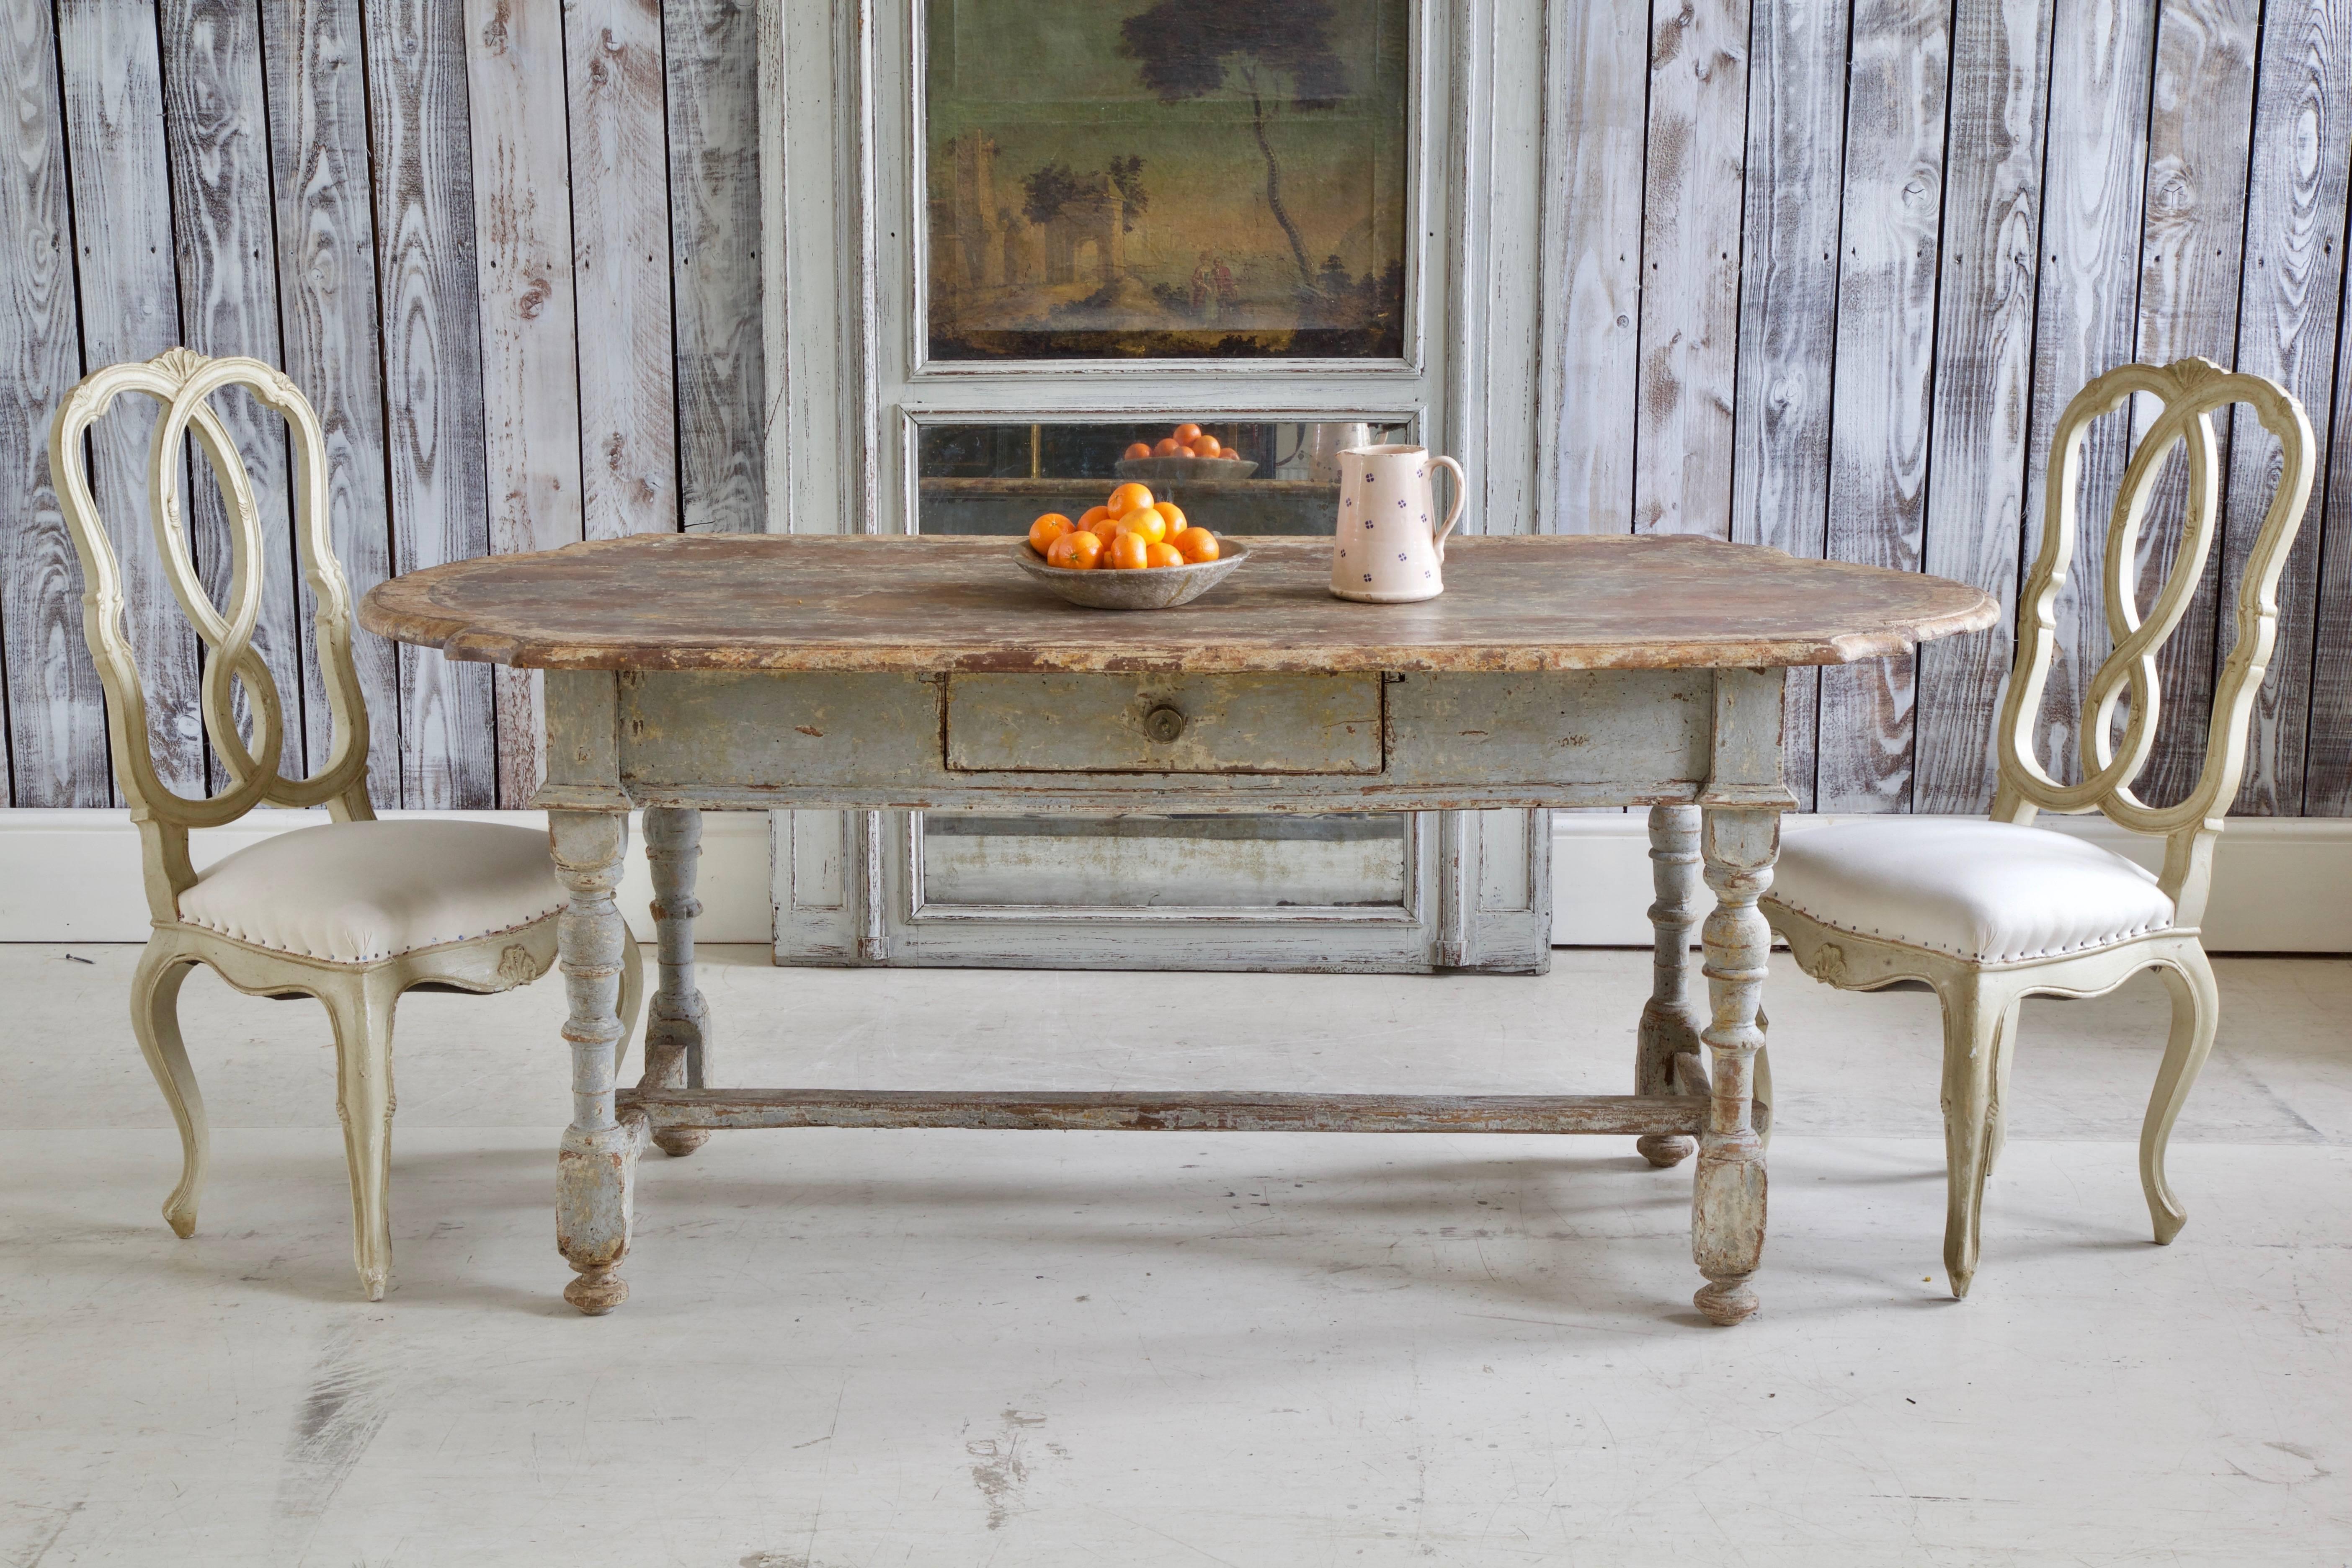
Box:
[1143,705,1186,743]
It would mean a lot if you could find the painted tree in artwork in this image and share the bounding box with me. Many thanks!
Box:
[1117,0,1346,291]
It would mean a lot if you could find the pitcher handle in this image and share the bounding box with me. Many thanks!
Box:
[1429,456,1467,561]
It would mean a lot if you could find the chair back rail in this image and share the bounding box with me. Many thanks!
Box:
[49,348,373,921]
[1993,357,2316,927]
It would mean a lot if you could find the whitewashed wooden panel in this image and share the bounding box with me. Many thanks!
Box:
[1815,0,1949,812]
[1544,0,1646,536]
[364,0,497,809]
[1728,0,1848,812]
[2128,0,2259,810]
[467,0,583,807]
[566,0,677,542]
[1911,0,2053,814]
[665,0,765,538]
[2308,252,2352,815]
[55,0,206,802]
[0,1,101,806]
[1631,0,1748,538]
[261,0,402,810]
[159,0,307,787]
[2014,0,2156,790]
[2218,0,2350,815]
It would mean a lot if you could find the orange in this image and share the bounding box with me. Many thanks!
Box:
[1079,505,1122,544]
[1106,531,1150,570]
[1124,441,1152,460]
[1146,541,1184,568]
[1106,482,1155,518]
[1116,508,1167,545]
[1154,436,1184,456]
[1191,434,1222,458]
[1150,501,1187,536]
[1173,423,1202,443]
[1027,513,1075,554]
[1047,529,1103,570]
[1171,526,1220,563]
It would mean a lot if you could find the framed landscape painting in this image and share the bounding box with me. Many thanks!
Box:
[921,0,1415,361]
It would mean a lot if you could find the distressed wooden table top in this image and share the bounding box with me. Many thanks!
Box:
[359,534,1999,675]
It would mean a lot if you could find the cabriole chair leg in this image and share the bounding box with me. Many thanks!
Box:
[1938,979,2022,1300]
[325,973,401,1301]
[131,944,207,1240]
[2142,944,2220,1246]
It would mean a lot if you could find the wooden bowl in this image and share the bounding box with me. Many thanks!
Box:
[1011,538,1248,611]
[1112,456,1258,483]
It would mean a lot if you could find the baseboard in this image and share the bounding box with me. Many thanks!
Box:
[1552,811,2352,954]
[0,809,774,944]
[3,808,2337,955]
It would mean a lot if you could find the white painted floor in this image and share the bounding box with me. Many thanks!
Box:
[3,944,2348,1566]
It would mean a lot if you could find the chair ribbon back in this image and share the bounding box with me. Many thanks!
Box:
[49,348,373,917]
[1994,357,2315,925]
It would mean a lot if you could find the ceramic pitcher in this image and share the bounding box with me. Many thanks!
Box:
[1328,444,1467,603]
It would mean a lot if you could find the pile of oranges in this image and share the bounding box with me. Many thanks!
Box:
[1124,423,1230,461]
[1027,482,1222,571]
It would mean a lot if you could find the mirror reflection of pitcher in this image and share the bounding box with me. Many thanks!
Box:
[1329,444,1467,603]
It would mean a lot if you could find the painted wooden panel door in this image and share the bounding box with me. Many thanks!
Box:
[761,0,1556,972]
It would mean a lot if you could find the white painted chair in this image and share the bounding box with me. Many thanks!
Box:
[50,348,642,1300]
[1762,358,2315,1299]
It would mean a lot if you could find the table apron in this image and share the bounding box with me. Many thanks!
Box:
[536,667,1790,813]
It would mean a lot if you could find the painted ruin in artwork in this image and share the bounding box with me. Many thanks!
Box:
[924,0,1412,361]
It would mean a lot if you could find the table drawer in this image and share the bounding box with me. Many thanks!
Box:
[944,673,1383,774]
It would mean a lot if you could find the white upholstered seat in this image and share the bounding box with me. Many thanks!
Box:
[178,821,566,962]
[1769,819,2173,965]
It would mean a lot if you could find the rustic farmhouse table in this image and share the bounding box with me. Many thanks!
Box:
[362,534,1994,1324]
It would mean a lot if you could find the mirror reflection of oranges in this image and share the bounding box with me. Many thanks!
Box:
[1173,423,1202,443]
[1123,441,1152,460]
[1123,422,1233,461]
[1026,483,1221,572]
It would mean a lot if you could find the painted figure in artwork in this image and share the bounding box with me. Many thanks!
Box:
[926,0,1410,359]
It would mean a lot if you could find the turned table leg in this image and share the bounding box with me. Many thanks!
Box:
[1692,805,1776,1326]
[550,809,645,1316]
[641,806,715,1158]
[1637,804,1707,1168]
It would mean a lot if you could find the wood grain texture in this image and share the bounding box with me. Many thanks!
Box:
[1545,0,1646,535]
[1631,0,1749,537]
[2129,0,2259,809]
[1816,0,1950,812]
[359,534,1999,674]
[56,0,205,801]
[0,0,102,805]
[1728,0,1850,812]
[2015,0,2156,791]
[1911,0,2054,813]
[464,0,583,807]
[565,0,676,542]
[2218,0,2350,814]
[2306,230,2352,815]
[663,0,763,538]
[158,0,305,787]
[363,0,495,808]
[261,0,402,810]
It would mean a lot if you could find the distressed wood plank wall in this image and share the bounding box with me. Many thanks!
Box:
[1,0,2347,816]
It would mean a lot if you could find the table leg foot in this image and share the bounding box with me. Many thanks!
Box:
[565,1266,630,1315]
[1694,1275,1759,1326]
